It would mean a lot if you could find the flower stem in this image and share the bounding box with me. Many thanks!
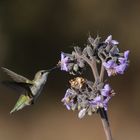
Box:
[99,108,113,140]
[75,53,99,81]
[90,58,100,82]
[100,64,105,82]
[75,51,113,140]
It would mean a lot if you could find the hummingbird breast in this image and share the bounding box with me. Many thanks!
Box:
[30,78,47,97]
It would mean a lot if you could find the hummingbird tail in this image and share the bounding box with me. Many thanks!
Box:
[10,95,31,114]
[10,108,16,114]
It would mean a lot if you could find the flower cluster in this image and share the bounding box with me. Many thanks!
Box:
[61,77,114,118]
[102,35,129,76]
[88,35,129,76]
[60,52,85,75]
[60,35,130,118]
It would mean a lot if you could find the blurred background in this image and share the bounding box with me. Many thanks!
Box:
[0,0,139,140]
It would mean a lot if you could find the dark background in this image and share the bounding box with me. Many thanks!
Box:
[0,0,139,140]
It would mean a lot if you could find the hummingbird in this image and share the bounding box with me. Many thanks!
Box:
[1,66,58,114]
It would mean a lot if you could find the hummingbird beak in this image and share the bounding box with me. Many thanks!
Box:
[47,66,59,72]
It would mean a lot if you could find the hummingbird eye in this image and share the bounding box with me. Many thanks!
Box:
[41,71,44,75]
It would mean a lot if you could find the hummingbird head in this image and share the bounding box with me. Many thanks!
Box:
[33,66,58,83]
[34,70,50,81]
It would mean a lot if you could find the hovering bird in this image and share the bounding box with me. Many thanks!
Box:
[2,66,57,114]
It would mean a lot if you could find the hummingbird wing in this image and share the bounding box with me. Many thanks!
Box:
[2,81,33,97]
[1,67,32,84]
[10,94,32,114]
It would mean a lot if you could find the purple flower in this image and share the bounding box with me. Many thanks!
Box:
[61,89,71,110]
[118,50,129,64]
[116,50,129,74]
[103,60,118,76]
[102,97,111,110]
[60,52,69,71]
[105,35,119,46]
[115,63,127,74]
[101,84,111,97]
[103,50,129,76]
[61,89,71,100]
[103,60,117,69]
[65,103,71,110]
[61,89,77,110]
[76,83,113,116]
[92,96,102,105]
[90,95,111,111]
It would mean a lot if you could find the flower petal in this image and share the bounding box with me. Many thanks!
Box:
[105,35,112,43]
[124,50,130,59]
[60,52,69,71]
[101,84,111,97]
[105,35,119,45]
[111,40,119,45]
[116,63,128,74]
[78,108,86,119]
